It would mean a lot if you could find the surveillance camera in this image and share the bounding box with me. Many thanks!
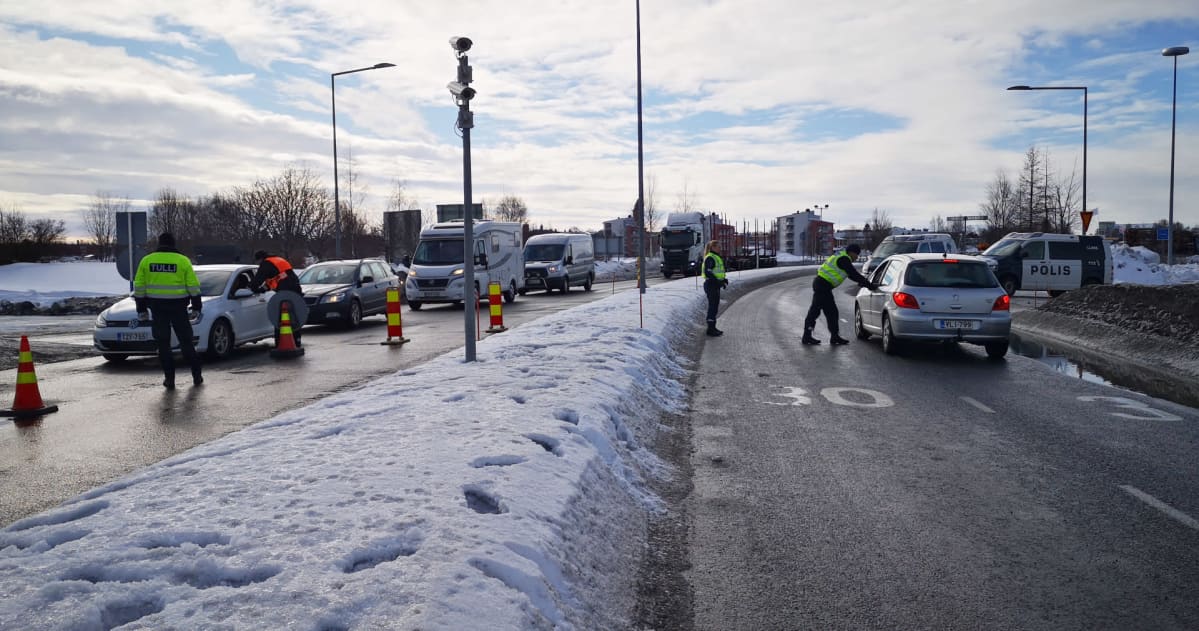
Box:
[447,81,476,100]
[449,36,472,53]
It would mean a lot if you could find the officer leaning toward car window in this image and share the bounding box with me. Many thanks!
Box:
[803,243,878,346]
[702,240,728,337]
[250,250,304,347]
[133,232,203,389]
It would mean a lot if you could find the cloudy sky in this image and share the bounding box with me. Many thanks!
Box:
[1,1,1196,238]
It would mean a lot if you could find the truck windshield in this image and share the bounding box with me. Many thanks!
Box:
[983,239,1022,258]
[412,239,465,266]
[524,244,564,262]
[661,230,695,248]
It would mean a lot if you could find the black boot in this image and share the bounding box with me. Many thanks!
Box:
[802,327,821,345]
[830,335,850,345]
[163,377,175,389]
[192,369,204,386]
[706,324,724,337]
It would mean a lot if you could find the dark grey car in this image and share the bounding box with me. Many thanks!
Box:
[298,259,399,328]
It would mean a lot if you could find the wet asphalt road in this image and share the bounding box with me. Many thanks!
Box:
[683,276,1199,630]
[0,278,656,526]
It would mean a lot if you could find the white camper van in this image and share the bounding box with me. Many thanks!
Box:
[404,220,525,310]
[520,233,596,294]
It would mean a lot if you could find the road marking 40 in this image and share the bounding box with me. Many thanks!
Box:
[764,387,893,408]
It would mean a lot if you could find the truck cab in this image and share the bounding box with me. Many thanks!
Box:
[660,211,711,278]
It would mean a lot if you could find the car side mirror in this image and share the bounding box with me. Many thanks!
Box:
[565,255,573,265]
[359,275,374,285]
[233,288,254,298]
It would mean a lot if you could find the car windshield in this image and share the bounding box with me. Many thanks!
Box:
[872,241,920,258]
[299,264,357,285]
[983,239,1023,258]
[525,244,565,262]
[195,270,233,297]
[412,239,464,266]
[904,261,998,288]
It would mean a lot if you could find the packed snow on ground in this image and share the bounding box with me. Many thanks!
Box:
[1110,244,1199,285]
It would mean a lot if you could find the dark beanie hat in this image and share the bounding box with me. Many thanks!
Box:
[846,243,862,254]
[158,232,176,247]
[253,250,268,260]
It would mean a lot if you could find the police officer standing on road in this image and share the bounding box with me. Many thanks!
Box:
[803,243,877,346]
[250,250,304,347]
[703,240,728,337]
[133,232,203,388]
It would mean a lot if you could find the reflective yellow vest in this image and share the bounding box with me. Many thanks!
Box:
[817,252,850,287]
[704,252,726,280]
[133,251,201,300]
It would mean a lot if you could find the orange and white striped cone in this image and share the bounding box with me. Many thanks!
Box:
[486,281,507,333]
[2,336,59,419]
[269,302,305,359]
[380,287,410,346]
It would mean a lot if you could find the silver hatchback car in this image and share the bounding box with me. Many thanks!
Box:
[853,253,1011,358]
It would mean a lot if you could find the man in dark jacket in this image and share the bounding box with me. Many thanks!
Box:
[133,232,203,388]
[803,243,877,346]
[250,250,304,347]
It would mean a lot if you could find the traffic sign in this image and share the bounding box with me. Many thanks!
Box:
[1157,227,1170,241]
[1080,210,1094,235]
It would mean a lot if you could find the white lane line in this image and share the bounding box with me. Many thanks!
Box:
[1119,485,1199,532]
[961,396,995,414]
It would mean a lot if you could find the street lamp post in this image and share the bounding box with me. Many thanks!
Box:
[1007,85,1087,233]
[331,62,395,259]
[635,0,647,295]
[447,37,478,361]
[1163,46,1189,265]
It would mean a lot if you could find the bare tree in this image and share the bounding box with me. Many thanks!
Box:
[644,173,660,232]
[674,178,699,214]
[239,167,333,261]
[980,169,1019,240]
[0,202,29,244]
[494,195,528,223]
[84,192,126,261]
[150,188,200,241]
[929,215,950,233]
[866,208,893,248]
[29,217,66,246]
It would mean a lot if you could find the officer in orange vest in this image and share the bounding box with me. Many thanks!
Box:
[250,250,304,346]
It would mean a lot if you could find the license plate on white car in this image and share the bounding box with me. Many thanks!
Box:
[117,331,150,341]
[936,319,978,330]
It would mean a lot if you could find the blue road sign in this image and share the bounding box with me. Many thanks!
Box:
[1157,227,1170,241]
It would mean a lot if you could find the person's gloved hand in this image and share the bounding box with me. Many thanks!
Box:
[190,297,203,314]
[252,286,265,294]
[721,279,729,289]
[136,310,149,322]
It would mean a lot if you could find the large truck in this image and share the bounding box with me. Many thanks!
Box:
[660,211,717,278]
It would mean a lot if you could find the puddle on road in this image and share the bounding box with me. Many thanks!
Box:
[1009,333,1199,409]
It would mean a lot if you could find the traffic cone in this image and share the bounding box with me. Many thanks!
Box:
[380,287,409,346]
[2,336,59,419]
[486,281,507,333]
[269,302,305,359]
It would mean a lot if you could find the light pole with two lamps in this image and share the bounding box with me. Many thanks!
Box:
[331,62,395,259]
[1007,85,1087,233]
[1163,46,1189,265]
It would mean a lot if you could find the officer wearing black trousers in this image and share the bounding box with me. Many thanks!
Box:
[133,232,203,388]
[803,243,876,345]
[703,240,728,336]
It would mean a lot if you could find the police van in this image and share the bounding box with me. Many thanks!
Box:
[981,232,1113,296]
[404,220,525,310]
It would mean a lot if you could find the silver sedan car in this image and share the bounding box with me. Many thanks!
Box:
[853,253,1011,358]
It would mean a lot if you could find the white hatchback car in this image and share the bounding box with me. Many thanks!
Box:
[93,264,276,362]
[853,253,1011,358]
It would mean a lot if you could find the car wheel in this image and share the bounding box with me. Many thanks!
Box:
[854,305,870,340]
[584,274,593,292]
[1082,277,1101,287]
[1048,290,1065,298]
[1000,275,1018,297]
[881,315,900,356]
[504,281,516,304]
[206,318,233,360]
[102,353,128,362]
[518,289,527,296]
[560,279,569,293]
[985,341,1009,359]
[663,271,673,279]
[408,300,423,311]
[345,300,363,328]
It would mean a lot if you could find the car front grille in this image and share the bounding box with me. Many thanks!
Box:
[416,279,449,288]
[525,269,547,279]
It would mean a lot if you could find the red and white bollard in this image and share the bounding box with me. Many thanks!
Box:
[380,287,409,345]
[486,281,507,333]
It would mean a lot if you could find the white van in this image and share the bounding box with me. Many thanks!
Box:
[863,233,959,275]
[404,220,525,310]
[520,233,596,294]
[981,232,1113,296]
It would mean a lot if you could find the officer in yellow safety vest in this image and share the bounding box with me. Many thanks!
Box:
[133,232,203,388]
[803,243,877,346]
[702,240,728,336]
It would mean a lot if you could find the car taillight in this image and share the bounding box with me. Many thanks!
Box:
[992,294,1010,311]
[892,292,920,309]
[942,259,959,263]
